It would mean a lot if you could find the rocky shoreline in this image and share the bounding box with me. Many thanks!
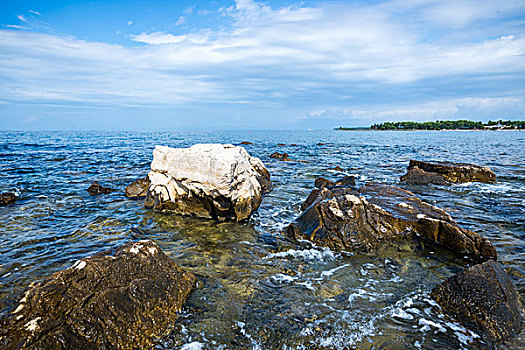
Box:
[0,145,521,349]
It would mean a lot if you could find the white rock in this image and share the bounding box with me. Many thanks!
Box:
[146,144,271,221]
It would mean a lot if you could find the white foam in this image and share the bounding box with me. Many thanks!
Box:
[271,273,296,284]
[235,321,262,350]
[321,264,349,278]
[180,341,204,350]
[266,247,336,262]
[391,308,413,320]
[418,318,446,333]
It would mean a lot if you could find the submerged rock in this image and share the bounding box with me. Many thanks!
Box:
[0,192,16,206]
[145,144,271,221]
[124,176,149,198]
[431,260,522,343]
[0,240,196,350]
[287,180,496,262]
[401,160,496,184]
[87,182,113,195]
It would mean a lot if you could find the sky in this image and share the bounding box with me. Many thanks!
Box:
[0,0,524,130]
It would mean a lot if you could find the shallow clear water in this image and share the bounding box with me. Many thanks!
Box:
[0,130,524,349]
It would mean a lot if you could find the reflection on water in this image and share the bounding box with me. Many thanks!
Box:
[0,130,524,349]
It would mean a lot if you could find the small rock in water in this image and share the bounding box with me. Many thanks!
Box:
[0,192,16,206]
[288,179,496,262]
[431,260,523,343]
[240,141,253,145]
[146,144,271,221]
[270,152,289,160]
[314,176,356,189]
[400,160,496,184]
[277,143,286,146]
[124,176,149,198]
[330,166,344,172]
[87,182,113,195]
[0,240,196,350]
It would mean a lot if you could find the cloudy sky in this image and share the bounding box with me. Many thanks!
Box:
[1,0,524,130]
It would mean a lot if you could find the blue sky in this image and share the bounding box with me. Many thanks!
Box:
[1,0,524,130]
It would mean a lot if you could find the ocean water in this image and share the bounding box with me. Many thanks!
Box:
[0,130,524,349]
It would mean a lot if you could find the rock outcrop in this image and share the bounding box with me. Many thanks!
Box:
[431,260,522,343]
[401,160,496,185]
[287,180,496,262]
[145,144,271,221]
[0,192,16,206]
[124,176,149,198]
[87,182,113,195]
[0,240,196,350]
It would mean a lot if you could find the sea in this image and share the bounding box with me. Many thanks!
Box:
[0,130,524,349]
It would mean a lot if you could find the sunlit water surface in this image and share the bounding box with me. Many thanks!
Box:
[0,130,524,349]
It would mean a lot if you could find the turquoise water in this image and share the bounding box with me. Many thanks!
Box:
[0,130,524,349]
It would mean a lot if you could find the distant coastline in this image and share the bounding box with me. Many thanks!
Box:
[336,120,525,131]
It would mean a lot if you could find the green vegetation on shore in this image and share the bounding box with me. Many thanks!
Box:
[336,120,525,130]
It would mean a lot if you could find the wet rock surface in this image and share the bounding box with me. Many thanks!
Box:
[0,240,196,350]
[314,175,356,189]
[146,144,271,221]
[401,160,496,184]
[0,192,16,206]
[287,180,496,262]
[124,176,149,198]
[431,260,523,344]
[87,182,113,195]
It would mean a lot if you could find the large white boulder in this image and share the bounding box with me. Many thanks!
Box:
[145,144,271,221]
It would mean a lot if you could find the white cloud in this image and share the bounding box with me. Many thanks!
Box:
[17,14,28,22]
[127,20,133,26]
[3,24,30,29]
[183,7,194,15]
[174,16,186,26]
[29,10,42,16]
[0,0,524,124]
[305,97,525,123]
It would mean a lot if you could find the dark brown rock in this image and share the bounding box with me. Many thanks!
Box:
[288,181,496,262]
[331,166,344,172]
[0,192,16,206]
[251,160,273,194]
[400,166,448,185]
[314,176,356,189]
[270,152,289,160]
[401,160,496,184]
[124,176,150,198]
[0,240,196,350]
[431,260,523,343]
[317,142,325,146]
[87,182,113,195]
[277,143,286,146]
[240,141,252,145]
